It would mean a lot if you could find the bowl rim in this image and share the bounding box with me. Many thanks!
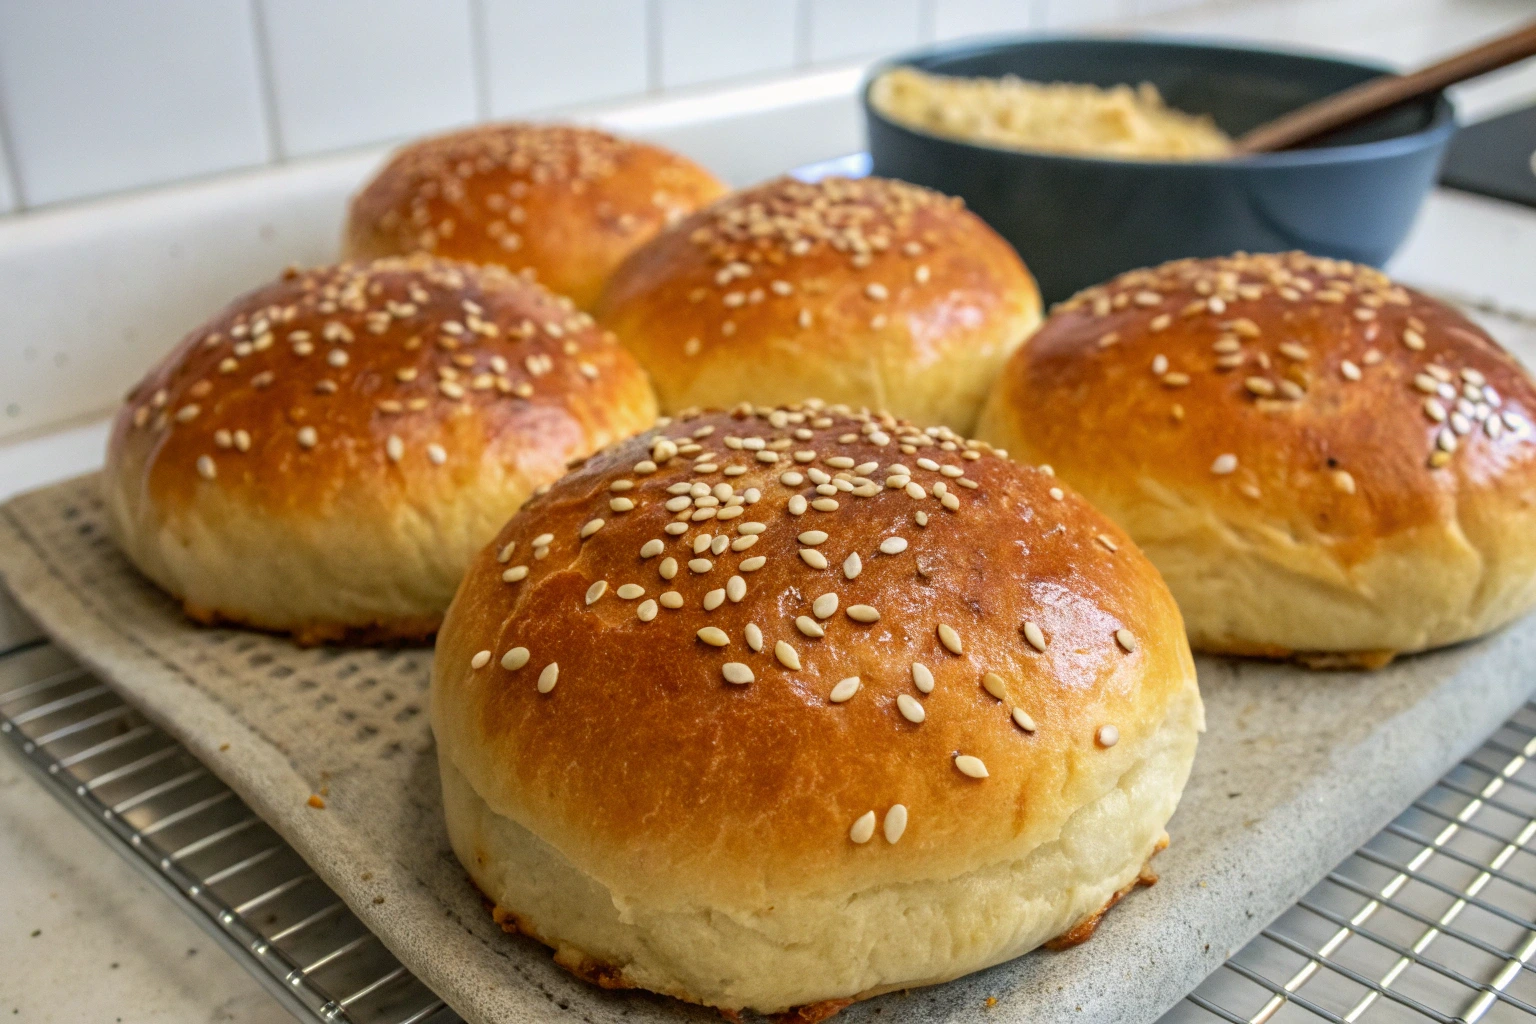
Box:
[861,32,1459,170]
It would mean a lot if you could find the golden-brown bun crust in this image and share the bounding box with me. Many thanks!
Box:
[432,403,1201,1011]
[104,255,657,642]
[594,176,1041,433]
[976,252,1536,660]
[343,123,728,309]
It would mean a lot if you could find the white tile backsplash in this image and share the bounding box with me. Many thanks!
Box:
[806,0,925,63]
[1039,0,1132,28]
[931,0,1040,42]
[0,0,271,207]
[657,0,799,89]
[257,0,479,158]
[481,0,650,116]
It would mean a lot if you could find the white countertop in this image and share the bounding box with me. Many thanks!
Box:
[3,0,1535,1019]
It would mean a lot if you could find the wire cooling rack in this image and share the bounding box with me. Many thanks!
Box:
[4,622,1535,1024]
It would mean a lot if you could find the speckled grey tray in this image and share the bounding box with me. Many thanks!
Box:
[1,473,1532,1024]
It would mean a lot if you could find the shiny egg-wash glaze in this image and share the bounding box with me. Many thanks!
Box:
[104,255,657,643]
[432,402,1202,1015]
[978,252,1536,666]
[596,176,1041,433]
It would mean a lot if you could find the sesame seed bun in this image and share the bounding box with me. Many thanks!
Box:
[975,252,1536,667]
[343,123,728,310]
[430,403,1201,1014]
[104,255,657,644]
[594,176,1042,434]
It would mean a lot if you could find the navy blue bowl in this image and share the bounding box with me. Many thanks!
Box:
[864,36,1457,304]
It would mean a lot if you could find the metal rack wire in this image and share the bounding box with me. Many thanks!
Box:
[3,625,1534,1024]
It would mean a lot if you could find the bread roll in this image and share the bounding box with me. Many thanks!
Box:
[595,176,1041,433]
[977,252,1536,667]
[344,123,727,309]
[432,402,1201,1014]
[104,255,657,643]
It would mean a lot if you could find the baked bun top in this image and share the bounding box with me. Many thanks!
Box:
[981,252,1536,551]
[594,175,1040,431]
[432,403,1195,905]
[112,255,655,523]
[344,123,728,309]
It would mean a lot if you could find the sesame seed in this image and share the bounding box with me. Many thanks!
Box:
[813,593,839,619]
[774,640,801,670]
[580,518,605,539]
[740,556,767,571]
[941,492,960,510]
[1115,628,1137,652]
[982,672,1008,700]
[788,495,809,515]
[1097,724,1119,747]
[471,650,491,669]
[501,647,530,670]
[730,535,759,552]
[689,558,713,573]
[609,497,635,512]
[723,662,754,685]
[726,575,747,602]
[1097,534,1118,552]
[738,522,767,535]
[915,511,929,526]
[938,624,962,654]
[427,443,447,465]
[1152,354,1169,375]
[799,530,829,546]
[905,482,926,499]
[385,435,404,462]
[1245,376,1276,397]
[617,584,645,600]
[1333,470,1356,495]
[884,804,908,843]
[502,565,528,582]
[1049,487,1064,501]
[585,580,608,605]
[532,533,554,547]
[1012,707,1037,732]
[797,615,825,637]
[850,811,876,844]
[703,588,726,611]
[537,663,559,693]
[800,548,829,569]
[195,455,217,480]
[847,605,880,623]
[640,539,664,558]
[812,498,840,512]
[659,557,678,580]
[1023,621,1047,651]
[1211,454,1238,475]
[879,537,908,555]
[910,663,935,694]
[698,626,729,647]
[1341,360,1362,381]
[954,754,988,779]
[660,590,685,609]
[297,426,318,449]
[829,677,861,703]
[634,460,658,474]
[497,541,517,563]
[842,552,863,579]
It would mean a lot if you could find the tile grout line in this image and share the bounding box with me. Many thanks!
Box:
[467,0,493,122]
[246,0,287,163]
[0,50,28,210]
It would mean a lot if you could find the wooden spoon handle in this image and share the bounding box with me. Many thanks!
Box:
[1236,20,1536,154]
